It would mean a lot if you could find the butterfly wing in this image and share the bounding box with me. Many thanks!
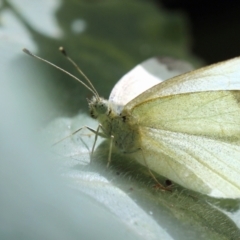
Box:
[109,57,193,113]
[130,91,240,140]
[124,57,240,198]
[125,57,240,111]
[136,127,240,198]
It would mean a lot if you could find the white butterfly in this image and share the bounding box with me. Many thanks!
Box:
[23,48,240,199]
[96,56,240,199]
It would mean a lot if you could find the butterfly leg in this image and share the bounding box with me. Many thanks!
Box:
[86,126,106,138]
[52,127,84,146]
[87,125,114,168]
[52,125,106,147]
[88,124,102,164]
[107,135,114,168]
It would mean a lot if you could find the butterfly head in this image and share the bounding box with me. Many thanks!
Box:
[88,96,110,119]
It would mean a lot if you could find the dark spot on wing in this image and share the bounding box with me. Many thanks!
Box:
[122,116,127,122]
[232,90,240,104]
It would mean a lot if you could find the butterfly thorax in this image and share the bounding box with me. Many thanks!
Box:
[88,96,141,153]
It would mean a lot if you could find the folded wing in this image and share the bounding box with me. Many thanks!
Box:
[130,91,240,140]
[109,57,193,113]
[137,127,240,198]
[126,57,240,111]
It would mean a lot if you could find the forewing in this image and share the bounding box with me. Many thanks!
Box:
[125,57,240,111]
[130,91,240,140]
[136,127,240,198]
[109,57,193,113]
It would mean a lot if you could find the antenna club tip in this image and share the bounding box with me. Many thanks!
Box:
[59,46,67,56]
[22,48,29,54]
[22,48,33,57]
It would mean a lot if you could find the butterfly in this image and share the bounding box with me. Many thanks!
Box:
[23,48,240,199]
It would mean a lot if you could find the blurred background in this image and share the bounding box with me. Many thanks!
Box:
[160,0,240,63]
[1,0,240,239]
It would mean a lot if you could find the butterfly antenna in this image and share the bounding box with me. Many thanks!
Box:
[22,48,99,99]
[59,47,100,100]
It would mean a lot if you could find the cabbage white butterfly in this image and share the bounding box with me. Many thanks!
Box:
[23,48,240,199]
